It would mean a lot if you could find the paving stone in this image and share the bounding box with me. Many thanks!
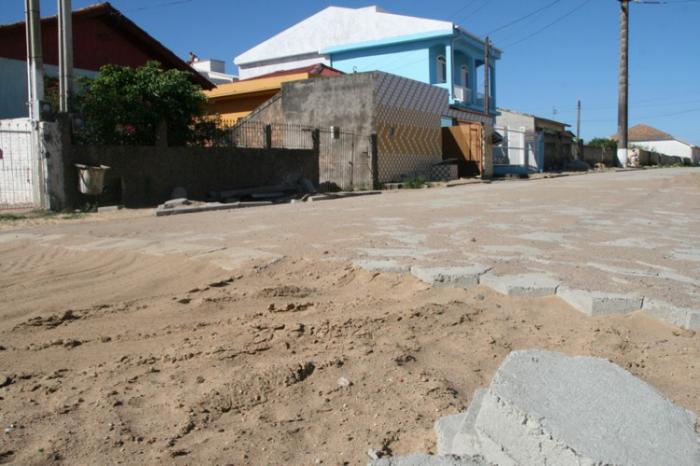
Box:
[368,453,491,466]
[479,273,560,297]
[353,259,410,274]
[642,299,700,330]
[436,390,485,456]
[434,413,463,456]
[556,286,643,316]
[447,350,700,466]
[410,265,491,288]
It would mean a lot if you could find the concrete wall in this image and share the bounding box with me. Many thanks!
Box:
[633,139,696,163]
[48,119,318,209]
[495,110,535,133]
[582,146,616,167]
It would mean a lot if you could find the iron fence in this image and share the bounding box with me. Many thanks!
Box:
[224,121,315,150]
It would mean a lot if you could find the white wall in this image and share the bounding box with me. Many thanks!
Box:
[634,139,694,161]
[0,57,97,119]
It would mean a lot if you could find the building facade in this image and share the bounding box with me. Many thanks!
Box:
[239,71,455,189]
[234,6,500,120]
[623,124,699,165]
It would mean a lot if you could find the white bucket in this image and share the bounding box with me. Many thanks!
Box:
[76,164,110,195]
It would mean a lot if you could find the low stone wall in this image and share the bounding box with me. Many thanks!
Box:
[632,148,686,167]
[48,119,318,209]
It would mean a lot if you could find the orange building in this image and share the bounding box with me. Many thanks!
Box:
[204,64,343,123]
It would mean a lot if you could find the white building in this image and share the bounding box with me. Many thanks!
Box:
[190,58,237,85]
[626,124,700,165]
[234,6,453,80]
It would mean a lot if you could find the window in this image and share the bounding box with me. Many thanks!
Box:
[436,55,446,84]
[460,65,469,87]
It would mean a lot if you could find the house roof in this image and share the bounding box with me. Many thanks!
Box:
[626,124,674,142]
[237,63,343,82]
[205,64,343,99]
[235,6,455,66]
[497,108,571,129]
[0,2,213,89]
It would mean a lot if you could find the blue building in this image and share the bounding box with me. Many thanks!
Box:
[235,6,500,122]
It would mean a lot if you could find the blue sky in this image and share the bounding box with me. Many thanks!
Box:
[2,0,699,144]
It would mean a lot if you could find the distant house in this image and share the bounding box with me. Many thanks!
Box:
[190,58,238,85]
[495,109,574,173]
[617,124,700,165]
[234,6,500,124]
[0,2,213,119]
[204,64,343,123]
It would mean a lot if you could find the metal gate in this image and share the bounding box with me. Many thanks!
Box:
[493,126,543,173]
[0,118,37,208]
[318,128,356,192]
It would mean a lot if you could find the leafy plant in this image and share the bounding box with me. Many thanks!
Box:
[587,138,618,151]
[75,61,206,146]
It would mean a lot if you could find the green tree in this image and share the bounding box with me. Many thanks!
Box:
[587,138,618,151]
[76,61,206,145]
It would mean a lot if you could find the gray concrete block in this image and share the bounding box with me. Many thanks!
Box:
[479,273,560,297]
[460,350,700,466]
[434,413,464,456]
[556,286,643,316]
[642,299,700,330]
[410,265,491,288]
[369,454,491,466]
[438,389,485,457]
[353,259,410,274]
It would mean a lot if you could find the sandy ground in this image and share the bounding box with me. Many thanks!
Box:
[0,168,699,465]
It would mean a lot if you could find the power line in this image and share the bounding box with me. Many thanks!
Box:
[487,0,563,36]
[581,106,700,122]
[123,0,192,13]
[500,0,594,49]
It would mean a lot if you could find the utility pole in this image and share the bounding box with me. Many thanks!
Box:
[617,0,629,167]
[576,99,582,160]
[483,36,490,116]
[58,0,74,113]
[25,0,44,121]
[576,100,581,142]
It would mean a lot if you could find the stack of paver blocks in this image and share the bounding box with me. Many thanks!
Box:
[370,350,700,466]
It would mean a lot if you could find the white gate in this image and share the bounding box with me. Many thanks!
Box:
[0,118,37,208]
[493,126,543,173]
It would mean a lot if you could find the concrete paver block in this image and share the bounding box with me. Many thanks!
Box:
[410,265,491,288]
[556,286,643,316]
[449,350,700,466]
[436,389,485,456]
[434,413,464,456]
[479,273,560,297]
[353,259,410,274]
[368,453,490,466]
[642,299,700,330]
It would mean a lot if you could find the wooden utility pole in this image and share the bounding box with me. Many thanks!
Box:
[24,0,44,120]
[483,36,490,116]
[617,0,629,167]
[576,100,581,142]
[58,0,74,113]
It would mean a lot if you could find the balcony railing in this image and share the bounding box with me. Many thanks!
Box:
[453,85,472,104]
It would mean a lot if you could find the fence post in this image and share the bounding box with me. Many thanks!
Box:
[264,124,272,149]
[312,129,320,154]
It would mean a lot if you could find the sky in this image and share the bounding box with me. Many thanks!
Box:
[2,0,699,144]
